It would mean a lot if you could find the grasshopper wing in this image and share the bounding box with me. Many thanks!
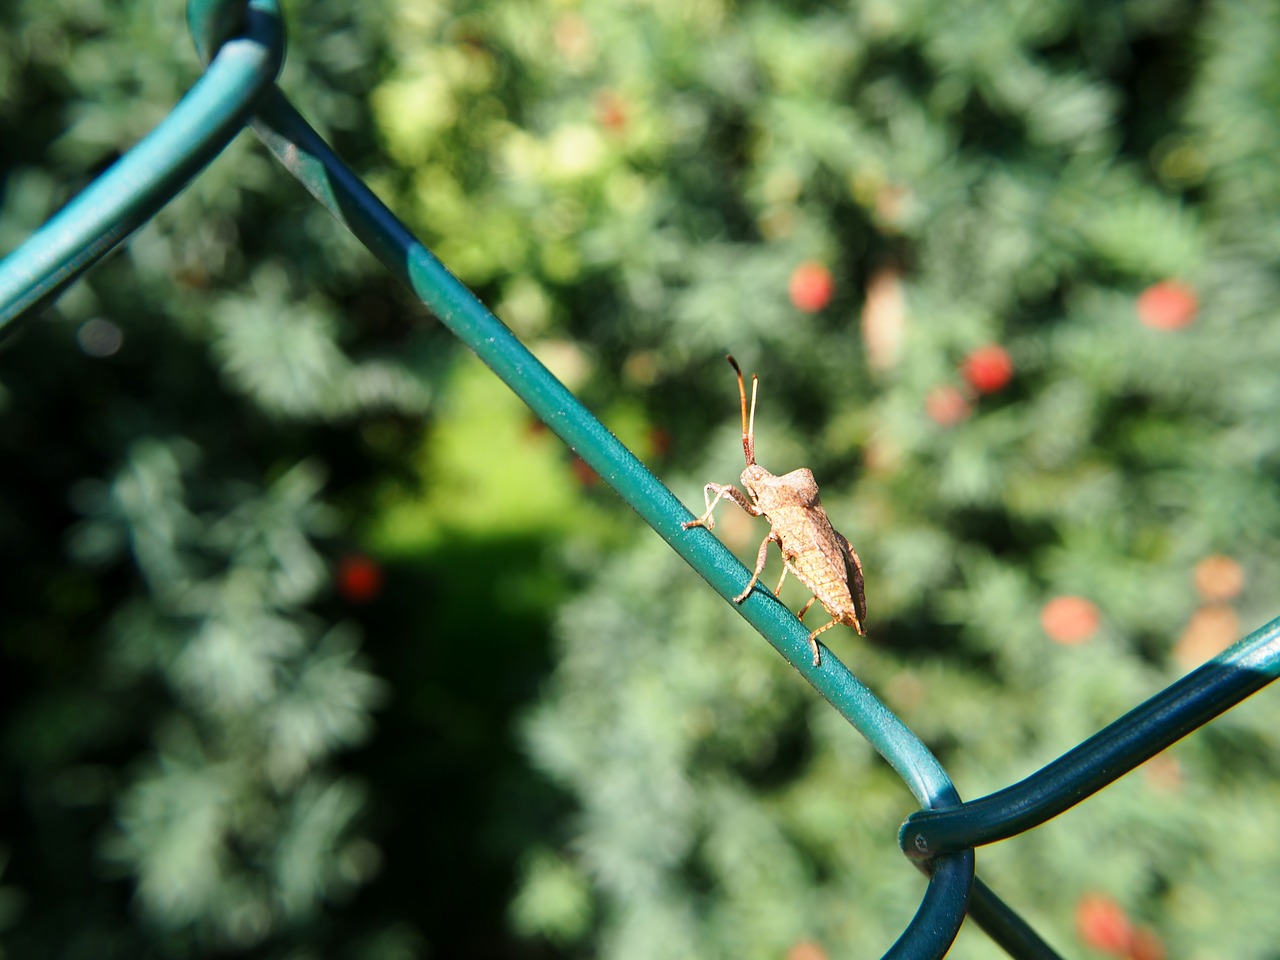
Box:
[835,531,867,633]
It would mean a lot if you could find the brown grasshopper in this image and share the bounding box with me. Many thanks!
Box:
[683,355,866,666]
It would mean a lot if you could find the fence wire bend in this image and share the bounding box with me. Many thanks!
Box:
[0,0,283,330]
[0,2,1276,957]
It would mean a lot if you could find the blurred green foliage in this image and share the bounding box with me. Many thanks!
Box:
[4,0,1280,958]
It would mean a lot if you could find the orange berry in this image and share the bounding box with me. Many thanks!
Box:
[594,89,628,132]
[1137,280,1198,330]
[925,385,971,426]
[1076,893,1132,955]
[1141,754,1183,794]
[1193,554,1244,602]
[786,941,828,960]
[1173,604,1238,668]
[1041,596,1101,644]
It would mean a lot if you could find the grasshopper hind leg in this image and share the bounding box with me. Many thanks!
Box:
[806,618,841,666]
[795,595,818,621]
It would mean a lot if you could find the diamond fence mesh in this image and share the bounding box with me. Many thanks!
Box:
[2,2,1277,956]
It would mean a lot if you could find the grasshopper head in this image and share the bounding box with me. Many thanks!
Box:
[740,463,770,500]
[743,464,819,510]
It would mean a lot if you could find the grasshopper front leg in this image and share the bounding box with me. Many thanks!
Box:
[734,529,782,603]
[682,482,759,532]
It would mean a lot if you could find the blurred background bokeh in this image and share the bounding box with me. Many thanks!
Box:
[3,0,1280,957]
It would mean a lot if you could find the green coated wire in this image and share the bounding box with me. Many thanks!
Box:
[0,0,283,331]
[969,879,1069,960]
[902,615,1280,861]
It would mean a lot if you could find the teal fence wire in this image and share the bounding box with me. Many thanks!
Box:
[1,2,1277,956]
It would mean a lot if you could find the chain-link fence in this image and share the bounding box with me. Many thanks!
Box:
[2,2,1276,956]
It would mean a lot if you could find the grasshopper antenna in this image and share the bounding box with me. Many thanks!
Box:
[725,354,757,466]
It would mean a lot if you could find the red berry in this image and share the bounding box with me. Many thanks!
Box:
[1041,596,1100,645]
[1136,281,1198,331]
[925,385,971,426]
[1076,894,1132,955]
[962,345,1014,394]
[789,262,835,313]
[337,554,383,603]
